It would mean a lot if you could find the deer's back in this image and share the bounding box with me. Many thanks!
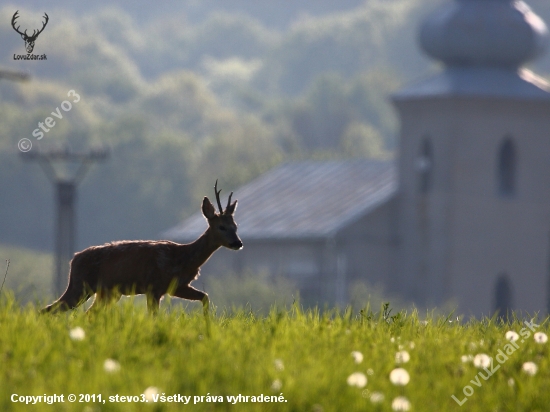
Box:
[72,240,199,294]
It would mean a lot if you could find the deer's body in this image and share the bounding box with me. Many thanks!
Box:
[41,181,242,314]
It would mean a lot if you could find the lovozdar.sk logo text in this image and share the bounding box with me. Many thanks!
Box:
[12,10,48,60]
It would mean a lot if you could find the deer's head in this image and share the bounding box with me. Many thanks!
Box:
[12,11,49,54]
[202,180,243,250]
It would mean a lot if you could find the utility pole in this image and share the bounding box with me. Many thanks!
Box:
[21,146,109,295]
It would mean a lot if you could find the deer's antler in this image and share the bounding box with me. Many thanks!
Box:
[226,191,233,212]
[33,13,49,38]
[11,11,25,37]
[214,179,224,214]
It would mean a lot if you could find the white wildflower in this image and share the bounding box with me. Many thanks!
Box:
[389,368,410,386]
[534,332,548,344]
[409,342,415,349]
[370,392,385,403]
[392,396,411,411]
[367,368,374,375]
[507,378,515,387]
[143,387,160,402]
[347,372,367,388]
[522,361,538,376]
[461,354,474,363]
[473,354,491,369]
[69,327,85,341]
[505,331,519,342]
[351,351,363,364]
[271,379,282,391]
[395,350,410,364]
[103,359,121,373]
[274,359,284,371]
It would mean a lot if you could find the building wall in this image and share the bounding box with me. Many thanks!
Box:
[334,199,398,290]
[394,96,550,316]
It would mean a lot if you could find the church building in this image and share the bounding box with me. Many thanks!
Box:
[164,0,550,317]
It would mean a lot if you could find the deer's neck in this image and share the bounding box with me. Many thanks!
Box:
[185,228,220,269]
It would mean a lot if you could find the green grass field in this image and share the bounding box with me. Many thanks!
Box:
[0,295,549,412]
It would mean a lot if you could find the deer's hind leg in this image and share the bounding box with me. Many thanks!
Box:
[172,284,209,316]
[41,279,92,314]
[86,288,122,313]
[146,293,162,314]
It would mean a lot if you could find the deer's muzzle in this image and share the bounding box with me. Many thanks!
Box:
[230,240,243,250]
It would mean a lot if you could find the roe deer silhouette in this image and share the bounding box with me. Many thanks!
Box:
[41,180,242,315]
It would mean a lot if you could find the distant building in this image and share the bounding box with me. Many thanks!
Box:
[162,160,397,306]
[164,0,550,316]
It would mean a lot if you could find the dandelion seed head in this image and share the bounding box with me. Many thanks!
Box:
[271,379,282,391]
[522,361,538,376]
[274,359,284,371]
[505,331,519,342]
[103,359,121,373]
[351,351,363,364]
[69,327,85,341]
[347,372,367,388]
[367,368,374,375]
[395,350,410,364]
[473,353,491,369]
[311,404,324,412]
[534,332,548,344]
[391,396,411,411]
[461,354,473,363]
[370,392,385,403]
[143,386,160,402]
[389,368,410,386]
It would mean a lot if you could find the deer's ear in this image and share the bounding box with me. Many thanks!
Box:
[202,197,216,219]
[225,200,238,215]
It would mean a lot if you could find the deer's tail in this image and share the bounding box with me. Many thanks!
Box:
[40,279,93,314]
[40,253,98,314]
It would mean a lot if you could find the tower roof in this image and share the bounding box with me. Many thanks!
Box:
[420,0,549,68]
[394,0,550,101]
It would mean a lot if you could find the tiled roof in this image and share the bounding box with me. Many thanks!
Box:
[161,159,397,242]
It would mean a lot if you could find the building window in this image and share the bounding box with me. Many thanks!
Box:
[416,137,433,193]
[497,138,516,197]
[494,273,513,319]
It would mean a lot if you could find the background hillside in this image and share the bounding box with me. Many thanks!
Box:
[1,0,549,258]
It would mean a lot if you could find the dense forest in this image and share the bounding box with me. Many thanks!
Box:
[1,0,549,257]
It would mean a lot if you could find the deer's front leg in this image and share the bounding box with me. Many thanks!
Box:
[173,284,209,316]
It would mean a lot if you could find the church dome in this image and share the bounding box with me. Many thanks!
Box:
[420,0,549,68]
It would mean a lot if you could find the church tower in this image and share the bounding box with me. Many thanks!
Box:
[392,0,550,316]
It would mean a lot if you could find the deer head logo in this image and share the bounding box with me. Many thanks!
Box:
[11,11,49,54]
